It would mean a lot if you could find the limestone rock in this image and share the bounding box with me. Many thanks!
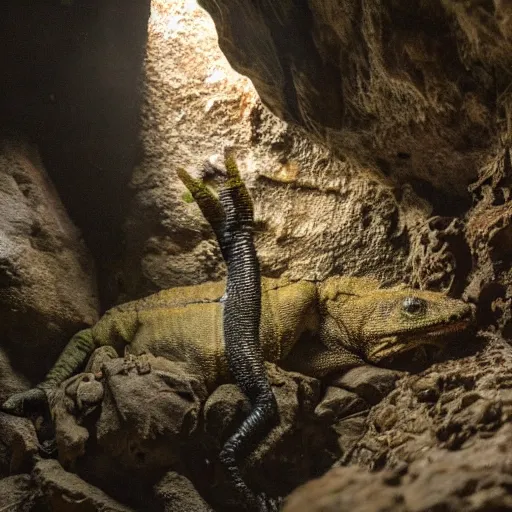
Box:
[465,147,512,333]
[53,353,205,474]
[33,459,134,512]
[0,413,39,478]
[2,2,512,512]
[0,474,42,511]
[350,333,509,467]
[123,0,414,300]
[0,346,30,407]
[201,364,327,505]
[0,138,98,383]
[285,334,512,511]
[0,1,151,306]
[154,471,213,512]
[199,0,511,198]
[41,352,402,510]
[283,466,406,512]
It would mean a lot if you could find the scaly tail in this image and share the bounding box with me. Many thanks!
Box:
[219,151,278,511]
[178,152,278,511]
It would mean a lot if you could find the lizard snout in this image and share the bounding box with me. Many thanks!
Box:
[446,302,475,325]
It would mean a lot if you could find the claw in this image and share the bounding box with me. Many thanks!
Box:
[223,150,243,187]
[177,167,225,227]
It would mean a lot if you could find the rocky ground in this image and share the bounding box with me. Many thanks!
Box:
[1,0,512,510]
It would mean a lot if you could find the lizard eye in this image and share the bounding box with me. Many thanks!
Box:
[402,297,427,316]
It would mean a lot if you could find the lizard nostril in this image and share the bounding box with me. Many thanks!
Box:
[452,312,465,322]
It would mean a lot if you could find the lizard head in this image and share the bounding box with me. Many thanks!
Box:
[360,288,475,364]
[319,277,475,366]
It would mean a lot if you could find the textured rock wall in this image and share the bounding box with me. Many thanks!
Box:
[123,0,428,300]
[284,335,512,512]
[0,138,98,385]
[199,0,512,200]
[0,0,150,305]
[190,0,512,334]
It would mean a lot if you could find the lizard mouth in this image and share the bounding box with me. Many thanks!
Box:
[421,317,473,336]
[379,343,443,371]
[370,317,472,363]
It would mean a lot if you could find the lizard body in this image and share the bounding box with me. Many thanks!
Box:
[23,274,472,392]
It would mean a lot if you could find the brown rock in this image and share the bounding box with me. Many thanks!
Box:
[283,466,406,512]
[0,474,41,511]
[0,138,98,382]
[154,471,213,512]
[334,366,404,405]
[33,459,134,512]
[202,364,326,503]
[123,0,412,299]
[199,0,507,198]
[314,386,368,423]
[285,422,512,512]
[0,413,38,477]
[0,1,151,305]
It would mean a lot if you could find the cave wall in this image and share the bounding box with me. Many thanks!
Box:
[199,0,512,201]
[121,0,423,301]
[0,0,151,306]
[194,0,512,326]
[0,137,99,385]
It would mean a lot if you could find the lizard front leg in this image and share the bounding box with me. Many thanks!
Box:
[2,329,98,416]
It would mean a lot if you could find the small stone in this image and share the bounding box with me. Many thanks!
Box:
[374,405,399,433]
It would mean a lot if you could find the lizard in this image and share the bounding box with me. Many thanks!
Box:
[2,153,476,510]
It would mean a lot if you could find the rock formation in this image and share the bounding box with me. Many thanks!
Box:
[1,0,512,510]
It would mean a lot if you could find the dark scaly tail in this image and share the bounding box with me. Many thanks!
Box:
[218,153,278,510]
[178,153,278,510]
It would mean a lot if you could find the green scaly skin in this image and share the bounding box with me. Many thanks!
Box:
[3,275,474,400]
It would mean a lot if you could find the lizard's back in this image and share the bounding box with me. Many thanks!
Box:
[90,278,318,389]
